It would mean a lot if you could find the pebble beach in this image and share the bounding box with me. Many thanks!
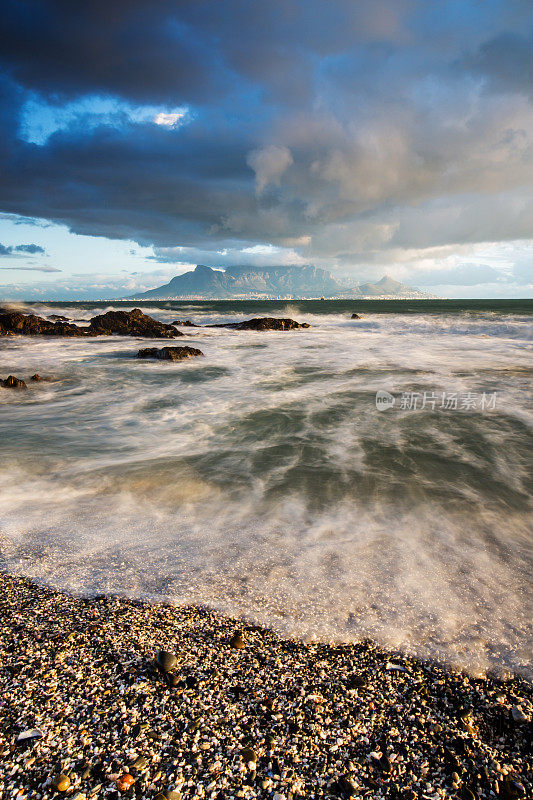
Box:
[1,574,531,800]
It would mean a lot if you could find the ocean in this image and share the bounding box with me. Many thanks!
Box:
[0,299,531,677]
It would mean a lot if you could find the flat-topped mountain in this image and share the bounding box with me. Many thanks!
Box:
[129,265,433,299]
[130,264,346,299]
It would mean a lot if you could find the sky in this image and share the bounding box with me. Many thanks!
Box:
[0,0,531,300]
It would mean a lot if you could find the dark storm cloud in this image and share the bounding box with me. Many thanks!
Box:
[0,0,232,106]
[0,0,532,280]
[468,30,533,98]
[0,242,46,255]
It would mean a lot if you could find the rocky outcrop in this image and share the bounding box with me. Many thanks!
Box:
[351,313,362,319]
[172,319,197,327]
[48,314,70,321]
[0,308,180,338]
[137,346,204,361]
[1,375,28,389]
[212,317,310,331]
[0,310,89,337]
[88,309,179,338]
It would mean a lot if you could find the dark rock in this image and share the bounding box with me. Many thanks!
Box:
[88,308,179,338]
[211,317,310,331]
[0,310,89,337]
[459,788,477,800]
[336,774,358,797]
[156,650,177,673]
[271,757,282,777]
[351,313,362,319]
[229,631,245,649]
[137,346,203,361]
[241,747,257,764]
[15,729,42,745]
[346,675,366,690]
[2,375,28,389]
[501,780,526,799]
[378,754,392,773]
[48,314,70,321]
[172,319,197,327]
[511,705,529,723]
[30,374,42,381]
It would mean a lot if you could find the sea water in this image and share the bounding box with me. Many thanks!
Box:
[0,299,531,677]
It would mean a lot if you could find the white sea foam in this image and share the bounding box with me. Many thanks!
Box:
[0,304,531,676]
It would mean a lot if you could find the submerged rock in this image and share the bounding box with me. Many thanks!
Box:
[1,375,28,389]
[48,314,70,321]
[351,313,362,319]
[212,317,310,331]
[88,308,179,338]
[172,319,197,327]
[137,346,203,361]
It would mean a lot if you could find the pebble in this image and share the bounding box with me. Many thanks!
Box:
[116,773,135,791]
[131,756,149,770]
[15,729,43,744]
[240,747,257,766]
[156,650,177,673]
[502,779,526,798]
[52,774,71,792]
[229,630,245,649]
[0,574,530,800]
[511,705,529,723]
[337,774,358,797]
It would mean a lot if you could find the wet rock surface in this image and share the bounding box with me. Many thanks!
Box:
[0,310,89,337]
[351,313,362,320]
[172,320,198,327]
[137,346,204,361]
[1,375,28,389]
[0,308,181,339]
[211,317,310,331]
[0,575,531,800]
[87,309,179,338]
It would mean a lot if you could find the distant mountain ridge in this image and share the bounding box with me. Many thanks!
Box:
[129,265,434,299]
[335,275,435,299]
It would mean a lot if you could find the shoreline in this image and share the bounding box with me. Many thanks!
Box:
[1,574,531,799]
